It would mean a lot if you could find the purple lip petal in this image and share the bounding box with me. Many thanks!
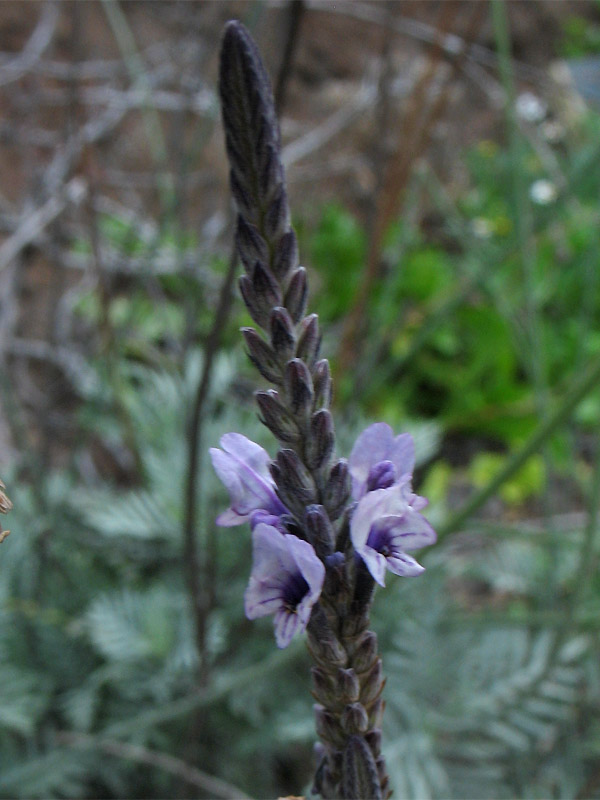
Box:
[350,484,435,585]
[386,552,425,577]
[350,487,408,549]
[244,524,324,648]
[360,547,388,587]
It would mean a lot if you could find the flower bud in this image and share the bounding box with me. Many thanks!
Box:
[273,230,298,283]
[307,607,348,668]
[313,359,332,409]
[365,728,382,757]
[239,260,281,330]
[367,697,384,728]
[324,459,351,521]
[242,327,281,384]
[335,667,360,704]
[315,704,346,749]
[284,358,314,416]
[264,184,290,241]
[306,409,334,470]
[296,314,320,368]
[239,274,268,329]
[376,757,389,795]
[251,260,281,308]
[272,448,317,515]
[235,215,268,274]
[283,267,307,324]
[305,504,335,559]
[229,169,256,224]
[366,460,396,492]
[352,631,379,674]
[255,390,299,443]
[341,702,369,734]
[311,666,335,706]
[341,735,382,800]
[341,613,369,641]
[359,658,384,706]
[270,307,295,362]
[259,142,283,206]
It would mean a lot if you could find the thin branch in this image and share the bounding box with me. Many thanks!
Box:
[438,351,600,541]
[56,730,253,800]
[303,0,548,84]
[0,178,87,273]
[274,0,305,114]
[0,1,59,87]
[182,246,238,679]
[282,80,377,167]
[106,638,302,738]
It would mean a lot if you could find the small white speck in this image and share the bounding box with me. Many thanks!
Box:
[541,119,565,143]
[530,179,557,205]
[516,92,547,123]
[471,217,493,239]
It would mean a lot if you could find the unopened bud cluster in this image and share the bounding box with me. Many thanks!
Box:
[214,21,436,800]
[220,21,345,514]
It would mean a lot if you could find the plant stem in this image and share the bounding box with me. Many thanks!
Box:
[182,247,238,680]
[438,351,600,540]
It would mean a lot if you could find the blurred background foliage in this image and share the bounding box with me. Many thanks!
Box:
[2,1,600,798]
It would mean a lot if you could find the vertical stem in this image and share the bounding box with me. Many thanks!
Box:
[274,0,305,115]
[182,247,238,681]
[437,351,600,540]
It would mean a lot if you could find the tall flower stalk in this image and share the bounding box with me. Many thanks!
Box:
[213,21,436,799]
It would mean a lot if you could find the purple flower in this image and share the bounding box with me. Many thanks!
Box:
[245,524,325,648]
[350,486,436,587]
[210,433,288,527]
[349,422,428,512]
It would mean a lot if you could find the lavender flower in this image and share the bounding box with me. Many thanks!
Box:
[349,422,423,504]
[216,20,437,798]
[351,486,436,586]
[209,433,288,527]
[245,523,325,648]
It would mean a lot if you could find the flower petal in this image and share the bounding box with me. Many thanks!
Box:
[216,507,246,527]
[274,607,302,648]
[244,525,324,647]
[386,552,425,577]
[349,424,416,499]
[220,433,272,482]
[210,435,287,524]
[286,533,325,599]
[350,486,409,549]
[359,546,388,587]
[385,508,437,550]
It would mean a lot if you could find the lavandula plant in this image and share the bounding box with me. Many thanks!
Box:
[212,21,436,799]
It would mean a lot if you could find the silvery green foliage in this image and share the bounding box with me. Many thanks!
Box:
[1,353,599,799]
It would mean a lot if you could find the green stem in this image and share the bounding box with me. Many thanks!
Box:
[105,639,302,737]
[438,352,600,540]
[569,436,600,613]
[101,0,175,212]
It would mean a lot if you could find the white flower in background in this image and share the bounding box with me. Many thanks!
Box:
[516,91,547,123]
[530,179,558,205]
[541,120,565,143]
[471,217,493,239]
